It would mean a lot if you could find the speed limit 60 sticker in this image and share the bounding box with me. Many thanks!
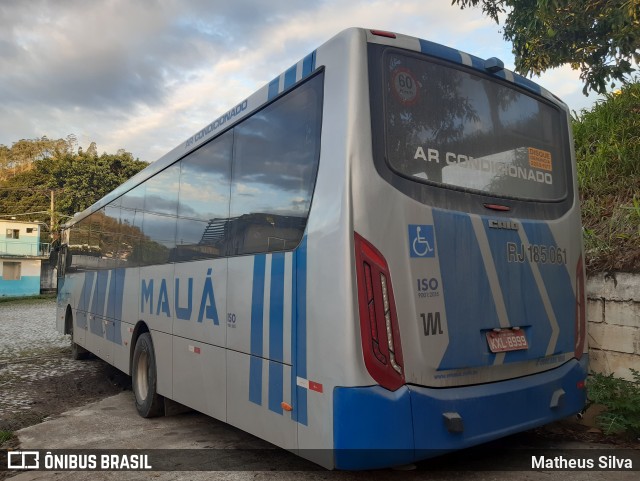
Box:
[392,68,419,105]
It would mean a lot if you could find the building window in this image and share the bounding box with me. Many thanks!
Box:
[2,262,21,280]
[6,229,19,239]
[26,228,34,233]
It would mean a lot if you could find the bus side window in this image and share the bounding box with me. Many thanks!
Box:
[120,184,146,268]
[176,131,233,262]
[229,73,323,255]
[67,221,90,271]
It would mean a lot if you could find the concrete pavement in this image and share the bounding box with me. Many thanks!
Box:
[6,392,638,480]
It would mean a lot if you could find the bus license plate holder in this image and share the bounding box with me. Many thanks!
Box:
[486,329,528,353]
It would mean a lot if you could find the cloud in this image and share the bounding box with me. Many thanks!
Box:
[234,183,260,196]
[0,0,595,161]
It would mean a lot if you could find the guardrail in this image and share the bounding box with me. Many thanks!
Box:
[0,241,51,257]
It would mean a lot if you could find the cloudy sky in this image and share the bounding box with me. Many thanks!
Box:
[0,0,602,163]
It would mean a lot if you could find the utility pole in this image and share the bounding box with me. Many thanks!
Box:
[50,189,55,240]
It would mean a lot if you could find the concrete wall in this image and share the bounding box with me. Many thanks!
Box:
[0,258,41,297]
[587,272,640,381]
[40,261,57,291]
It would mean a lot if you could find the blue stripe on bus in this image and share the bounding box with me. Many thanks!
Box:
[417,37,546,97]
[269,253,285,362]
[302,52,316,77]
[268,78,279,100]
[90,270,109,328]
[89,270,109,335]
[419,39,462,64]
[94,270,109,316]
[114,268,125,325]
[469,55,485,71]
[290,247,299,422]
[77,272,94,330]
[268,253,285,414]
[267,51,316,103]
[521,222,575,355]
[513,73,541,94]
[106,269,118,319]
[106,268,125,344]
[482,219,550,363]
[249,254,266,405]
[284,65,297,90]
[293,236,308,425]
[433,210,500,369]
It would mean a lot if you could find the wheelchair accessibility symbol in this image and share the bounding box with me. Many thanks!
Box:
[408,224,436,258]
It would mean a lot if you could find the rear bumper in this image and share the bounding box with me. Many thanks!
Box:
[333,356,588,470]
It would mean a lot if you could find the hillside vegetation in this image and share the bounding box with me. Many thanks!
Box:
[0,136,147,240]
[573,82,640,274]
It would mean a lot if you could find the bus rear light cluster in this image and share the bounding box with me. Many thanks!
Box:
[380,273,402,374]
[355,232,404,390]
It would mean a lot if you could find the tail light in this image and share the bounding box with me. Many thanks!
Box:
[370,30,397,39]
[574,255,586,359]
[354,232,404,390]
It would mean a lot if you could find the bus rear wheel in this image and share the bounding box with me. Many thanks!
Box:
[132,332,164,418]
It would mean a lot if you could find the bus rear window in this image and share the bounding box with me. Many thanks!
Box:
[383,52,567,201]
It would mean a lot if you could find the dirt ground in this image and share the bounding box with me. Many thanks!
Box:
[0,348,130,450]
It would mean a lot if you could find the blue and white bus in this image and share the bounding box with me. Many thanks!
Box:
[57,28,587,469]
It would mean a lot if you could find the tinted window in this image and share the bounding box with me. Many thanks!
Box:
[229,73,323,255]
[131,166,179,266]
[383,52,566,201]
[66,73,323,267]
[68,217,97,271]
[104,200,121,234]
[175,131,233,261]
[120,184,145,230]
[102,201,123,268]
[145,164,180,215]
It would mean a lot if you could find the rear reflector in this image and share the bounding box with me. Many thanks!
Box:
[370,30,396,39]
[354,232,404,391]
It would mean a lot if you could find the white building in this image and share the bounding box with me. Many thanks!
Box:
[0,220,49,297]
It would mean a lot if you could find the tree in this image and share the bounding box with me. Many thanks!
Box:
[452,0,640,94]
[0,136,71,180]
[0,137,148,239]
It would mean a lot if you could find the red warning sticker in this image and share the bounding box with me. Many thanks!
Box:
[296,377,323,393]
[308,381,323,393]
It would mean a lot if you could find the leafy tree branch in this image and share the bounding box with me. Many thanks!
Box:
[452,0,640,94]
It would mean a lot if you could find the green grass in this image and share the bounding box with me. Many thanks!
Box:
[573,81,640,273]
[0,293,56,304]
[588,369,640,436]
[0,430,14,446]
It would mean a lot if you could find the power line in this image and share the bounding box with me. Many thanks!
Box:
[0,187,63,192]
[0,211,50,217]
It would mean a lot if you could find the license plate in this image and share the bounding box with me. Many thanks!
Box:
[486,329,528,353]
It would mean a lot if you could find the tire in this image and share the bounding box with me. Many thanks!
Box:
[132,332,164,418]
[68,311,89,360]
